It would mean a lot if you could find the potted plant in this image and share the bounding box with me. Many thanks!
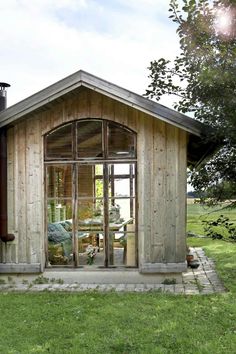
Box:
[86,244,98,265]
[186,246,194,266]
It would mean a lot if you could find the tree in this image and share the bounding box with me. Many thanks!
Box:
[145,0,236,205]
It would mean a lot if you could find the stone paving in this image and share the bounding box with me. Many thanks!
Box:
[0,248,226,295]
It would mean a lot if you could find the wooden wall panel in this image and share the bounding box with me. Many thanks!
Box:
[138,114,153,263]
[17,121,27,263]
[89,91,102,118]
[3,87,187,270]
[102,95,115,121]
[165,124,178,262]
[25,117,43,264]
[6,127,17,262]
[176,129,187,262]
[151,120,166,263]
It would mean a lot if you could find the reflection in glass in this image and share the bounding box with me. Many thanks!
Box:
[77,232,104,267]
[108,122,136,158]
[78,199,104,230]
[45,120,137,268]
[108,198,135,222]
[77,120,103,158]
[45,123,73,159]
[78,164,103,198]
[108,164,135,198]
[47,200,73,266]
[109,229,136,267]
[47,165,72,198]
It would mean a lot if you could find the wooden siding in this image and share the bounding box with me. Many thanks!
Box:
[0,88,187,270]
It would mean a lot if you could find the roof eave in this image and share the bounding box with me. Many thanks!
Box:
[0,70,203,136]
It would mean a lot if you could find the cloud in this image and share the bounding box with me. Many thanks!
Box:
[0,0,179,108]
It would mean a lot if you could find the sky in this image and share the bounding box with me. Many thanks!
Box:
[0,0,180,108]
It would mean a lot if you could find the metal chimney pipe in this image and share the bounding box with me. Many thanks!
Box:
[0,82,10,111]
[0,82,15,242]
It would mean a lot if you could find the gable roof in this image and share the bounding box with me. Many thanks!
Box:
[0,70,204,136]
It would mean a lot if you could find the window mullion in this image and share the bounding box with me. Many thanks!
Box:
[103,162,109,267]
[73,163,78,266]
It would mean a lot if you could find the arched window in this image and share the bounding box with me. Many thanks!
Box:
[45,119,137,268]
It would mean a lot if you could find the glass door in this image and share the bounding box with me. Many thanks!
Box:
[76,164,105,267]
[45,119,137,268]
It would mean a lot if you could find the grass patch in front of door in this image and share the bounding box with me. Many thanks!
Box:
[1,239,236,354]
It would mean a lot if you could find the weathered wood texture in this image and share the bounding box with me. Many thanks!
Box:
[0,88,187,270]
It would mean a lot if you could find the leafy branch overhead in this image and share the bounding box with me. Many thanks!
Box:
[145,0,236,204]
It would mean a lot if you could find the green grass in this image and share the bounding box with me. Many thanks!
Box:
[0,205,236,353]
[0,286,236,354]
[187,202,236,235]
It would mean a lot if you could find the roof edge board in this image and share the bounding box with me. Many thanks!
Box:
[0,69,203,136]
[0,70,83,118]
[81,81,202,136]
[79,71,203,134]
[0,82,84,128]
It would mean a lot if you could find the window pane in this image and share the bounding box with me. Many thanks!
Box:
[109,198,135,223]
[47,199,72,223]
[77,121,103,158]
[46,124,72,159]
[108,164,135,198]
[109,230,136,267]
[108,197,135,266]
[47,199,73,266]
[47,165,72,198]
[108,122,136,158]
[113,164,130,175]
[78,199,104,232]
[78,164,103,198]
[77,232,104,267]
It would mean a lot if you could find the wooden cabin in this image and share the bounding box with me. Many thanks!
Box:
[0,71,210,282]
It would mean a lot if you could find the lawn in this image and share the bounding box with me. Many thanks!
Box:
[187,201,236,236]
[0,205,236,353]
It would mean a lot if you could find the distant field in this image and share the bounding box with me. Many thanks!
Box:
[187,201,236,236]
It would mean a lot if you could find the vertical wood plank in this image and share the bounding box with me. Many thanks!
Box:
[176,129,187,262]
[137,112,145,266]
[89,91,102,118]
[7,127,17,262]
[114,101,128,127]
[102,95,115,122]
[140,113,153,263]
[17,121,27,263]
[41,109,53,136]
[165,124,178,262]
[26,118,43,264]
[127,106,137,133]
[77,88,89,119]
[151,120,167,263]
[14,125,19,263]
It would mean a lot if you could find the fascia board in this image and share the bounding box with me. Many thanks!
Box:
[0,70,203,136]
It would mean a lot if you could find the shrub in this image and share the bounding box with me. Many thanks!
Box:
[202,215,236,241]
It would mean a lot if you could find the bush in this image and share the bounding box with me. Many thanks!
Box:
[202,215,236,241]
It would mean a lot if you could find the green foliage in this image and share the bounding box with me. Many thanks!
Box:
[187,201,236,235]
[31,276,64,285]
[202,214,236,240]
[162,278,177,285]
[146,0,236,204]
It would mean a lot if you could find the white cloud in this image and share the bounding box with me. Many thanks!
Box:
[0,0,179,108]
